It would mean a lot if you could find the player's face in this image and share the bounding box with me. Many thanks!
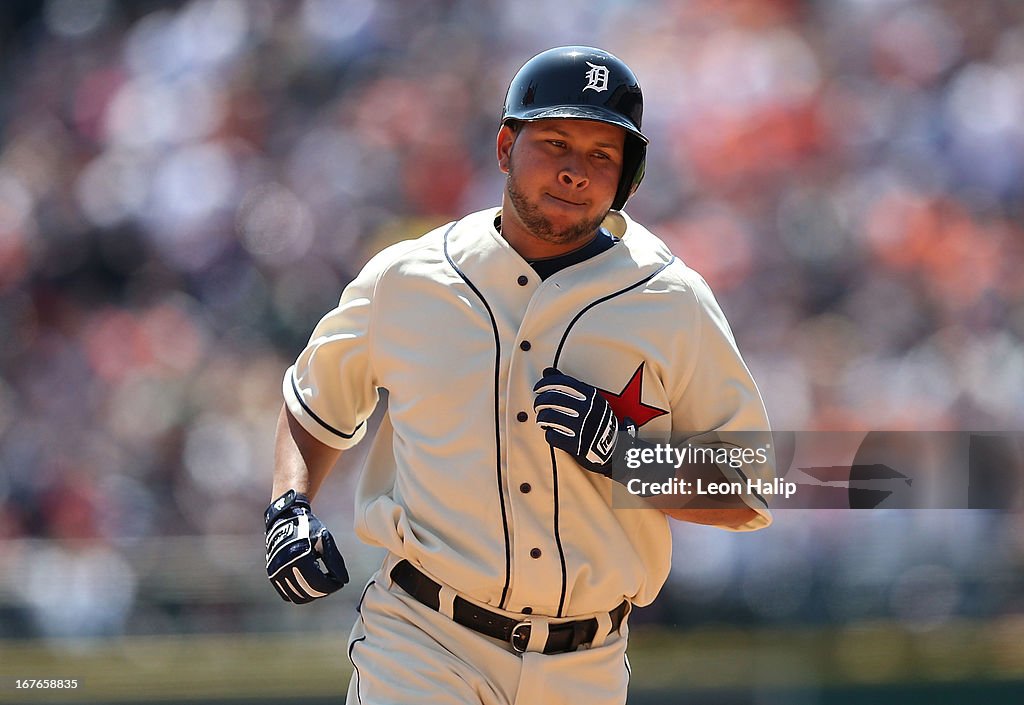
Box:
[497,119,625,251]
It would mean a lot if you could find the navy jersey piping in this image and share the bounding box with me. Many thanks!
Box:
[443,221,514,610]
[549,258,675,616]
[348,635,366,704]
[347,580,374,705]
[290,371,365,440]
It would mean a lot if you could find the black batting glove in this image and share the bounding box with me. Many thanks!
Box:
[265,490,349,604]
[533,368,620,475]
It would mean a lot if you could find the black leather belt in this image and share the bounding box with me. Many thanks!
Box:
[390,559,627,655]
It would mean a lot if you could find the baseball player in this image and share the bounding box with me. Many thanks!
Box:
[266,46,774,705]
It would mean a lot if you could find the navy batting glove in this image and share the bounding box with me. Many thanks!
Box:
[533,368,620,475]
[265,490,349,604]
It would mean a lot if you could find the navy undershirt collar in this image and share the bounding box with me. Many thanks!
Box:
[496,215,618,280]
[527,229,617,280]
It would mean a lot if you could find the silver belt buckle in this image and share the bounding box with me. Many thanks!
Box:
[510,621,531,653]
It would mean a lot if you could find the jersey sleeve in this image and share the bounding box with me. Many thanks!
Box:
[671,270,774,531]
[282,260,382,450]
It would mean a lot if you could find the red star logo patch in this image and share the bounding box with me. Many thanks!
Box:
[597,362,668,428]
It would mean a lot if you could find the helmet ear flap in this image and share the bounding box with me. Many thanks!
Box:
[612,137,646,211]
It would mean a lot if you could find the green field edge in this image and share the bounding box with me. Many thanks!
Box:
[1,618,1023,703]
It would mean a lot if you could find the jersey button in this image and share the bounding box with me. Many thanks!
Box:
[522,607,533,615]
[519,483,531,494]
[530,548,542,559]
[517,411,528,423]
[517,275,529,286]
[519,340,531,351]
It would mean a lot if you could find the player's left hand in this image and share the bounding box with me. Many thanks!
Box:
[533,368,619,475]
[265,490,349,604]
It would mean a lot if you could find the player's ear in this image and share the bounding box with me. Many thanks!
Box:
[496,123,518,174]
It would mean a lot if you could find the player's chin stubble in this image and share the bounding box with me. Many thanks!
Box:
[505,162,607,247]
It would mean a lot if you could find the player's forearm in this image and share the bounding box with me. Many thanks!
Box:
[657,505,758,527]
[272,405,343,502]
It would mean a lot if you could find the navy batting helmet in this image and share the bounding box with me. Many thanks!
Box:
[501,46,648,211]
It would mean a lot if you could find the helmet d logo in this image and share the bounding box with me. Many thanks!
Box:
[583,62,610,93]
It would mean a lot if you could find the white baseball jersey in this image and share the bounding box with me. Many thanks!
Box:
[283,207,773,619]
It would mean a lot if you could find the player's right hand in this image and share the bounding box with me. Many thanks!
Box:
[533,368,620,475]
[264,489,349,604]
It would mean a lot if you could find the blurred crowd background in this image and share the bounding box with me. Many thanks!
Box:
[1,0,1023,691]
